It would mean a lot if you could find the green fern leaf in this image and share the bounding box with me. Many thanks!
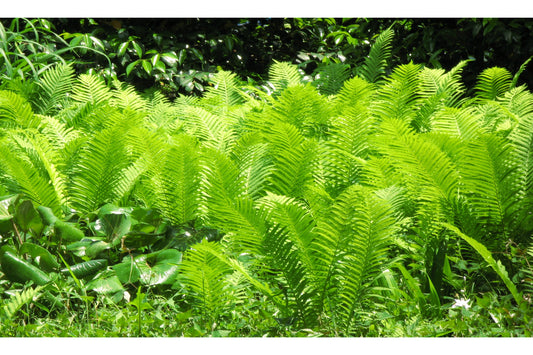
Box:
[182,106,236,152]
[314,185,397,332]
[179,239,233,322]
[375,117,460,204]
[431,107,482,139]
[0,133,67,214]
[259,194,321,326]
[110,79,148,112]
[268,60,303,93]
[475,67,512,101]
[203,70,245,107]
[0,90,40,132]
[373,62,422,123]
[144,134,203,225]
[71,74,112,105]
[203,149,266,254]
[265,122,318,198]
[68,118,135,213]
[334,75,375,113]
[313,63,351,96]
[458,133,519,246]
[35,62,75,115]
[359,28,394,84]
[231,132,273,199]
[2,286,43,320]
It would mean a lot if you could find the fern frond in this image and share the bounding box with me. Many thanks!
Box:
[182,106,236,152]
[359,28,394,84]
[375,117,460,204]
[179,239,233,323]
[68,118,135,213]
[313,63,351,96]
[372,62,422,123]
[475,67,512,101]
[431,107,483,139]
[499,86,533,118]
[314,184,397,332]
[143,134,203,225]
[0,132,67,214]
[1,286,43,321]
[419,60,468,107]
[260,209,317,324]
[266,84,331,137]
[110,79,148,112]
[334,76,375,113]
[458,133,519,247]
[321,109,374,193]
[511,56,532,89]
[71,74,112,105]
[413,61,469,132]
[203,70,245,108]
[202,149,266,254]
[0,90,40,131]
[231,132,273,199]
[268,60,303,93]
[265,122,318,198]
[35,62,75,115]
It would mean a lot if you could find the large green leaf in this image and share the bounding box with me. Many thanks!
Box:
[95,203,132,243]
[0,251,51,285]
[113,249,182,286]
[20,242,60,272]
[14,199,44,235]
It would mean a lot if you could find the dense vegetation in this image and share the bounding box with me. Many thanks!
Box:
[1,18,532,97]
[1,22,533,337]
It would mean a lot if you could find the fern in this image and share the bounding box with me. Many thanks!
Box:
[35,62,75,115]
[179,239,233,324]
[231,132,273,200]
[265,122,318,198]
[1,286,43,321]
[334,75,375,114]
[313,63,351,96]
[375,117,460,205]
[143,134,203,225]
[0,131,67,214]
[373,62,422,123]
[431,107,482,139]
[259,194,321,326]
[250,84,331,138]
[414,61,469,131]
[322,108,374,193]
[202,148,266,254]
[0,90,40,132]
[511,56,532,89]
[508,111,533,236]
[359,28,394,84]
[458,133,519,248]
[182,106,236,152]
[203,70,245,108]
[267,60,303,93]
[68,117,136,213]
[313,185,397,333]
[71,73,112,105]
[110,79,147,112]
[475,67,512,101]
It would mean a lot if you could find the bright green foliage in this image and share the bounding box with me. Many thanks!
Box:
[1,42,533,337]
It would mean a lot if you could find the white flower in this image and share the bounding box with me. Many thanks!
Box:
[451,298,471,310]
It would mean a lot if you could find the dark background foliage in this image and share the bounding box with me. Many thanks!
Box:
[1,18,532,97]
